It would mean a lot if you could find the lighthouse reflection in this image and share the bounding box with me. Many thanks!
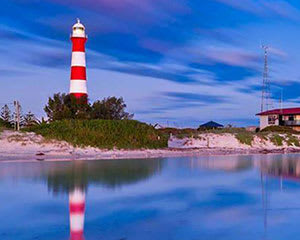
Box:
[4,156,300,239]
[43,159,164,240]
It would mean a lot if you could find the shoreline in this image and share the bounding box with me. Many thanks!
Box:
[2,130,300,163]
[1,147,300,163]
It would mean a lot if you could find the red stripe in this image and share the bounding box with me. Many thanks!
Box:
[71,66,86,80]
[71,93,88,99]
[71,37,87,52]
[70,203,85,213]
[70,231,84,240]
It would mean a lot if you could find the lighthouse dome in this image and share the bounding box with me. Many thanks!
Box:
[72,19,86,38]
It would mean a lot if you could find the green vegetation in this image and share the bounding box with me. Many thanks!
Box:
[235,132,254,145]
[44,158,164,193]
[159,127,256,145]
[25,119,168,149]
[270,134,284,146]
[0,118,12,133]
[45,93,133,121]
[0,119,5,133]
[0,103,39,129]
[157,128,199,139]
[0,104,13,128]
[286,134,300,147]
[261,126,298,134]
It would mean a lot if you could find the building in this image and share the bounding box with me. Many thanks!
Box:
[198,121,224,130]
[70,19,88,99]
[256,107,300,131]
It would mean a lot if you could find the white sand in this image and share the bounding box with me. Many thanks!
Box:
[0,130,300,162]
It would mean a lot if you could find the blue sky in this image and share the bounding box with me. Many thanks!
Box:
[2,0,300,127]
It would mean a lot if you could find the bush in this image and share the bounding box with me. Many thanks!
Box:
[261,126,298,134]
[286,134,300,147]
[235,132,254,145]
[270,134,284,146]
[0,118,12,130]
[25,120,168,150]
[157,128,199,139]
[44,93,133,122]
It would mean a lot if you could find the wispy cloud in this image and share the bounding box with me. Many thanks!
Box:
[162,91,229,104]
[215,0,300,20]
[2,0,300,126]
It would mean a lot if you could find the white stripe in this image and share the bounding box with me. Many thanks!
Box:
[70,80,87,94]
[72,32,86,38]
[71,52,86,67]
[70,214,85,231]
[69,189,85,203]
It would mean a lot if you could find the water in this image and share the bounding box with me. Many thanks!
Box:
[1,155,300,240]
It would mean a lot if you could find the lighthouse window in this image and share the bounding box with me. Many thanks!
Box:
[74,27,84,31]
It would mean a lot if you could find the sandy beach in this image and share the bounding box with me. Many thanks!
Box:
[1,130,300,162]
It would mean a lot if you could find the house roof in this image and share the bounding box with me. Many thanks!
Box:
[199,121,224,128]
[256,107,300,116]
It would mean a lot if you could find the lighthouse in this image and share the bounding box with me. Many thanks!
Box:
[69,188,86,240]
[70,19,88,99]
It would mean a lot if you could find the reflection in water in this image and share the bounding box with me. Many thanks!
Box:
[4,156,300,239]
[187,155,253,172]
[256,155,300,240]
[46,159,164,194]
[69,189,85,240]
[0,158,164,193]
[48,159,164,240]
[259,155,300,180]
[180,155,300,240]
[0,158,164,240]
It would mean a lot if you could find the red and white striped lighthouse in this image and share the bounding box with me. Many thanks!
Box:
[69,188,86,240]
[70,19,88,99]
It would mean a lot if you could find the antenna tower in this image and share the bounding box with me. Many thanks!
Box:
[261,45,272,112]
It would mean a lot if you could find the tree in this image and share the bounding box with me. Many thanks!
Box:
[0,104,12,127]
[91,97,134,120]
[44,93,90,121]
[22,111,39,127]
[44,93,133,122]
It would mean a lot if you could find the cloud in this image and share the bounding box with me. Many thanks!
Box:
[202,46,260,67]
[215,0,300,20]
[162,91,229,104]
[48,0,190,26]
[2,0,300,127]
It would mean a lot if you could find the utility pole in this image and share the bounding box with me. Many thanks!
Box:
[261,45,272,112]
[14,101,20,131]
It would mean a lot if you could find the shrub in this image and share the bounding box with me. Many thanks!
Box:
[261,126,298,134]
[157,128,199,139]
[270,134,284,146]
[44,93,133,122]
[235,132,254,146]
[286,134,300,147]
[25,119,168,150]
[0,118,12,130]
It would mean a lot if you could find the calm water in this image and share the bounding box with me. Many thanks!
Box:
[1,155,300,240]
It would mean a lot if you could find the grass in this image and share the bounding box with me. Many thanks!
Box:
[157,128,199,139]
[24,119,168,150]
[270,134,284,146]
[261,126,299,134]
[286,134,300,147]
[235,132,254,146]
